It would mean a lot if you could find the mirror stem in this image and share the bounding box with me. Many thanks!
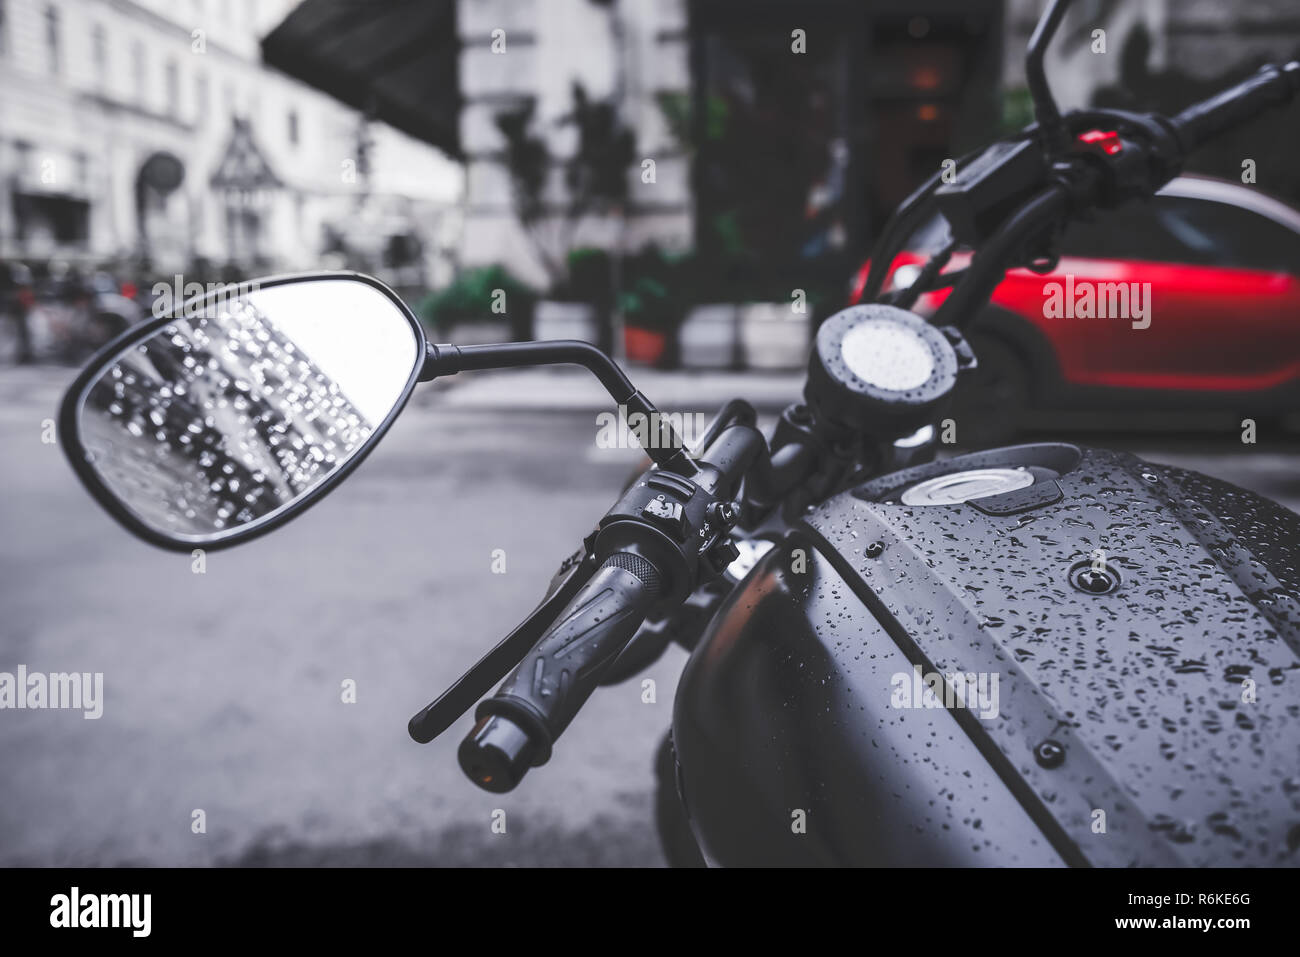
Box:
[420,340,697,475]
[1026,0,1072,153]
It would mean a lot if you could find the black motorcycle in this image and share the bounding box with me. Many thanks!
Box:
[58,0,1300,867]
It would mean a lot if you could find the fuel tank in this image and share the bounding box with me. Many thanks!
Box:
[671,443,1300,866]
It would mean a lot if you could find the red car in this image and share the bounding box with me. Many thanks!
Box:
[850,175,1300,435]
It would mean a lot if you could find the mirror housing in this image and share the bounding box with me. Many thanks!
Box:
[59,272,426,551]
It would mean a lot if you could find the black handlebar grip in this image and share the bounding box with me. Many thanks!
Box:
[458,551,665,792]
[1171,62,1300,154]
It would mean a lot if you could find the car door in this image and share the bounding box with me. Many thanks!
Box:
[1048,190,1300,394]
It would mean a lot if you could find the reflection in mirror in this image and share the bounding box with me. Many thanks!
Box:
[75,279,419,541]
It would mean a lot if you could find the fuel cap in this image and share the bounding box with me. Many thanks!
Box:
[805,304,960,436]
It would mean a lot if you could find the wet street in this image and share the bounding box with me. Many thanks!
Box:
[0,364,679,866]
[2,363,1299,866]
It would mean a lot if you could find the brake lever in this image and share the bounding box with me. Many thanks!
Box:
[407,546,598,744]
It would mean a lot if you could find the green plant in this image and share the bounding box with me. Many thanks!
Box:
[655,91,728,153]
[619,276,672,330]
[619,246,694,333]
[417,264,537,336]
[557,247,613,305]
[1000,86,1035,136]
[563,83,635,215]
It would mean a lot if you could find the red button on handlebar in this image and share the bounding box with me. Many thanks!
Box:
[1076,128,1123,155]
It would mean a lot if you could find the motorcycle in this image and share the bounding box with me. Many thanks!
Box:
[57,0,1300,867]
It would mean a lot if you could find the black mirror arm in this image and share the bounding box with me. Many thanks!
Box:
[420,340,697,475]
[1026,0,1073,154]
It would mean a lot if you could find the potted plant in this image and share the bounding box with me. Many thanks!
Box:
[417,264,537,344]
[620,245,699,367]
[619,275,672,365]
[535,246,611,344]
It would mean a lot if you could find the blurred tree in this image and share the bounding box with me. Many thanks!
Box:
[495,83,636,290]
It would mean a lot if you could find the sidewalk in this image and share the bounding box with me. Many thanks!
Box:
[425,366,805,414]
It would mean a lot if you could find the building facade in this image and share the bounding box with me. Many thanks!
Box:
[455,0,1300,294]
[455,0,1006,291]
[0,0,462,284]
[457,0,694,289]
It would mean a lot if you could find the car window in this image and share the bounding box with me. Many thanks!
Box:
[1061,194,1300,274]
[1059,202,1174,261]
[1154,199,1300,273]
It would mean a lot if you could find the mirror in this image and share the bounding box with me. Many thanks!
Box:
[60,274,425,548]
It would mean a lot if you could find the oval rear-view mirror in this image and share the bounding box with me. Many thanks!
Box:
[59,272,426,551]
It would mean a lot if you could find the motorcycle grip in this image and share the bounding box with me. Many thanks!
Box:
[1170,61,1300,153]
[457,551,665,792]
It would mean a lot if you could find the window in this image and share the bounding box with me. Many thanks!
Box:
[694,21,855,269]
[1154,199,1300,273]
[1059,203,1177,262]
[14,194,90,245]
[195,71,209,125]
[287,109,299,147]
[132,40,145,104]
[165,59,179,116]
[91,23,107,88]
[45,5,61,75]
[13,140,33,176]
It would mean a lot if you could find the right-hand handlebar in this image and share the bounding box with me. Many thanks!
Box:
[931,60,1300,329]
[1170,61,1300,154]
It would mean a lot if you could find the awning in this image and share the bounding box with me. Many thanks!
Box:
[261,0,461,158]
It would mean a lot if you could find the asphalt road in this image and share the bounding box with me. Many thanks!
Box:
[0,365,680,867]
[2,364,1298,867]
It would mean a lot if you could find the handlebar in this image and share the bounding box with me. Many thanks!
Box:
[929,59,1300,329]
[458,549,666,792]
[445,54,1300,797]
[1170,61,1300,154]
[452,412,766,792]
[932,183,1072,329]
